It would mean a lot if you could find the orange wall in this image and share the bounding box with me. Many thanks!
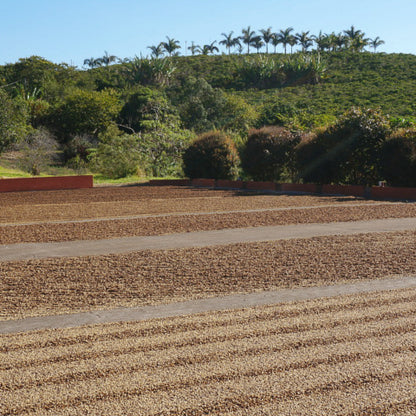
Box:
[0,175,93,193]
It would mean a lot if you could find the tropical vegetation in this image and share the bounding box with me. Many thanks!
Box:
[0,25,415,186]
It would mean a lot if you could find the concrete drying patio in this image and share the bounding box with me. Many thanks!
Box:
[1,217,415,261]
[1,275,415,334]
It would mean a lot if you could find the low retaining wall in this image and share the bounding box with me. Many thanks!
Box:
[148,179,191,186]
[245,181,276,191]
[280,183,319,194]
[148,178,416,201]
[0,175,93,193]
[371,185,416,200]
[321,184,366,198]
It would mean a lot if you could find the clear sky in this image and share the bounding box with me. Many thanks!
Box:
[2,0,415,67]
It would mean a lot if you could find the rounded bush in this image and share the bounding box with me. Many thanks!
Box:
[294,132,336,184]
[241,126,300,181]
[183,131,239,180]
[380,129,416,187]
[296,108,390,185]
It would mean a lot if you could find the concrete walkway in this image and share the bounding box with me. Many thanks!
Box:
[1,217,415,261]
[1,275,415,334]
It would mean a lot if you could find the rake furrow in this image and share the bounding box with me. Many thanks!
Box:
[3,288,416,353]
[2,322,414,392]
[2,344,414,415]
[2,301,415,371]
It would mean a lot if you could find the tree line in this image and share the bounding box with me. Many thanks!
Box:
[84,25,384,67]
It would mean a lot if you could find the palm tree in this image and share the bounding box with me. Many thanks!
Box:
[335,33,347,50]
[271,33,280,53]
[197,41,219,55]
[296,31,313,52]
[288,35,297,54]
[220,31,235,54]
[147,43,164,59]
[83,57,99,68]
[277,27,294,54]
[187,41,200,56]
[241,26,257,54]
[101,51,117,66]
[260,27,274,53]
[369,36,385,52]
[312,31,327,52]
[162,36,181,56]
[343,25,366,50]
[252,36,265,53]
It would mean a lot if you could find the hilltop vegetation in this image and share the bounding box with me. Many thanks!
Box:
[0,46,415,184]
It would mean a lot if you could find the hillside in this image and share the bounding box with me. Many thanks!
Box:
[0,51,415,180]
[171,52,416,120]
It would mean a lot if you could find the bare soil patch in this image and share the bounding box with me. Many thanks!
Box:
[1,203,415,244]
[1,288,415,415]
[1,231,415,320]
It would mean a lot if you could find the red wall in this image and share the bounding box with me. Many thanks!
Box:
[147,179,416,201]
[281,183,318,193]
[148,179,191,186]
[245,181,276,191]
[322,184,366,198]
[371,186,416,200]
[191,178,215,187]
[0,175,93,193]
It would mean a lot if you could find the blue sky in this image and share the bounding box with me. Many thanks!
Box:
[2,0,415,67]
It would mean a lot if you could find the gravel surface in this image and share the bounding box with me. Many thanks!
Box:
[0,186,378,224]
[1,288,415,415]
[0,203,415,244]
[1,231,415,320]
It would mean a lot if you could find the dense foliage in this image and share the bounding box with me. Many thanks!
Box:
[380,129,416,187]
[183,131,239,180]
[241,126,300,181]
[0,48,416,184]
[295,108,391,185]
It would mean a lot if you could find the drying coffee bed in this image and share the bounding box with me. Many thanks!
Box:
[1,288,415,415]
[1,203,415,244]
[0,186,378,224]
[2,231,415,321]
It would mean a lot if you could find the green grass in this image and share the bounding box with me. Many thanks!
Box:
[0,165,29,178]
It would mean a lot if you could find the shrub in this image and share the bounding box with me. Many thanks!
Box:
[89,125,141,179]
[380,129,416,187]
[183,131,239,179]
[296,108,390,185]
[16,128,59,175]
[241,126,300,181]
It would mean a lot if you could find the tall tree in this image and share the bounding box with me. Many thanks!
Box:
[296,31,313,52]
[312,31,327,52]
[277,27,294,54]
[288,35,297,54]
[343,25,368,51]
[83,57,100,68]
[161,36,181,56]
[252,36,265,53]
[219,31,240,55]
[260,27,274,53]
[271,33,280,53]
[147,43,164,59]
[187,41,200,56]
[370,36,385,52]
[101,51,117,66]
[241,26,257,54]
[197,41,219,55]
